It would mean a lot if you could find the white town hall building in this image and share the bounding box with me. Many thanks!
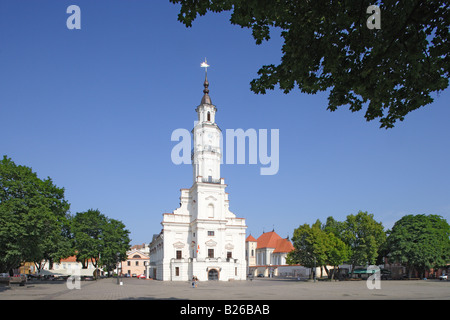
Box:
[149,63,247,281]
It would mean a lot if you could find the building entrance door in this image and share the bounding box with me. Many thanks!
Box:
[208,269,219,281]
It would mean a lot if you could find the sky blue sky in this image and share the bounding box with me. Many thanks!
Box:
[1,1,449,245]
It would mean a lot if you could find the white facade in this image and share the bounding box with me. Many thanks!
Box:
[149,72,247,281]
[39,256,97,277]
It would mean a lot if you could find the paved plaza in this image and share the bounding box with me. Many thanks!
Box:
[0,277,449,300]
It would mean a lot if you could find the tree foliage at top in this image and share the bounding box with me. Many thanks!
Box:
[170,0,449,128]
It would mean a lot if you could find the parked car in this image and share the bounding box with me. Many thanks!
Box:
[257,273,264,278]
[137,274,146,279]
[82,276,94,281]
[0,273,10,285]
[439,274,448,281]
[381,269,392,280]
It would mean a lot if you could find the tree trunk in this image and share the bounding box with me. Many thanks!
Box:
[330,268,334,280]
[324,266,330,278]
[34,260,45,277]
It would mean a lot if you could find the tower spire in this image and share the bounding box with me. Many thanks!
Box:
[200,58,212,105]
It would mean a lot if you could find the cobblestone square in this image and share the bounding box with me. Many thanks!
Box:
[1,277,448,300]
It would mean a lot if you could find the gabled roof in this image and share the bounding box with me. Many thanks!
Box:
[256,231,294,253]
[256,231,282,249]
[126,249,150,259]
[246,235,257,242]
[273,238,294,253]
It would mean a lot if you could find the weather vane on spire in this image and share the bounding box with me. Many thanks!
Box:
[200,58,210,74]
[200,58,211,104]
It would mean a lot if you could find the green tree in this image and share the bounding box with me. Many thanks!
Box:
[386,214,450,278]
[326,232,350,280]
[170,0,449,128]
[32,211,74,274]
[72,209,130,278]
[0,156,70,274]
[100,218,131,276]
[323,216,345,238]
[288,220,349,279]
[341,211,386,272]
[72,209,106,275]
[287,223,316,275]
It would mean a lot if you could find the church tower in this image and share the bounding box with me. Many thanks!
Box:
[149,60,247,281]
[192,70,222,185]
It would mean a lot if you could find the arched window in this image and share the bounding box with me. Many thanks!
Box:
[207,112,211,121]
[132,255,140,259]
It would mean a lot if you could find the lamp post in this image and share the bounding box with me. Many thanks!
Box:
[116,252,121,285]
[314,257,316,283]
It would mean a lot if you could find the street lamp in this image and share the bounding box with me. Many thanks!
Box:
[116,252,121,285]
[314,257,316,283]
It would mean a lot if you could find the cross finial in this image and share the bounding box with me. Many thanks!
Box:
[200,58,212,104]
[200,58,210,74]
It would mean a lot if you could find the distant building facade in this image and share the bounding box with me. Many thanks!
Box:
[121,249,150,277]
[40,256,98,277]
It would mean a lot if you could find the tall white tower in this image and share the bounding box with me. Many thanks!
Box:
[149,60,247,281]
[192,70,222,184]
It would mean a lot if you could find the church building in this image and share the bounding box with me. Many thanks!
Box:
[246,230,295,277]
[149,63,247,281]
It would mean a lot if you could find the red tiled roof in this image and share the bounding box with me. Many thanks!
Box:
[60,256,77,262]
[246,235,257,242]
[60,255,96,263]
[273,238,294,253]
[131,244,146,250]
[256,231,294,253]
[256,231,281,249]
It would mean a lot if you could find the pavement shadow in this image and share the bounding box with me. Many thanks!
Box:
[119,297,186,300]
[0,286,11,293]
